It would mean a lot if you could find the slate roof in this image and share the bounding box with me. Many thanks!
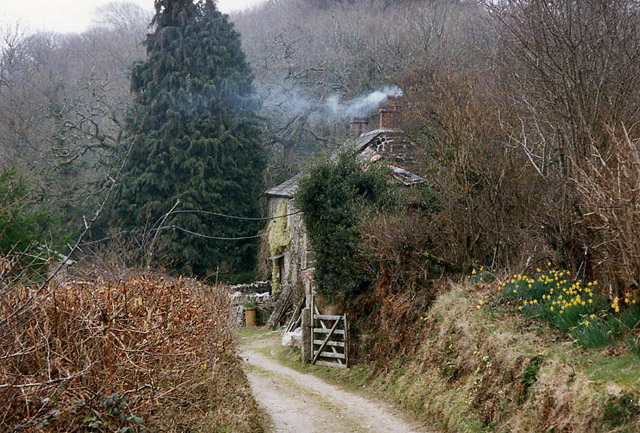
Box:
[350,129,385,153]
[265,173,301,198]
[265,128,425,198]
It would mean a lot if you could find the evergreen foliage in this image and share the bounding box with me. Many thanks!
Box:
[295,153,392,300]
[112,0,266,277]
[0,168,50,267]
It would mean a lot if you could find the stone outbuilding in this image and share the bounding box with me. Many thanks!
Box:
[264,174,314,311]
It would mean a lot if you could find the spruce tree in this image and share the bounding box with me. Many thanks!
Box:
[112,0,265,278]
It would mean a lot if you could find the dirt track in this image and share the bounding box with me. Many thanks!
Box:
[240,331,429,433]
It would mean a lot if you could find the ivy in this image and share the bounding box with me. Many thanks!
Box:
[295,153,392,301]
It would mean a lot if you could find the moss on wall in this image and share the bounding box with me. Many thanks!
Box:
[268,200,290,293]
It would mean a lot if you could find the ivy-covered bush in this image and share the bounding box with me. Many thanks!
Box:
[294,153,392,301]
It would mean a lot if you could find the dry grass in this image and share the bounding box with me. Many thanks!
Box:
[0,272,263,432]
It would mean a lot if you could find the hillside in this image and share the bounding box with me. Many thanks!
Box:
[1,1,640,431]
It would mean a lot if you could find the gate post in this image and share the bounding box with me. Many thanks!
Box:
[301,308,311,363]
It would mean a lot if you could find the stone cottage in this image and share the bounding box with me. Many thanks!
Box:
[264,95,424,326]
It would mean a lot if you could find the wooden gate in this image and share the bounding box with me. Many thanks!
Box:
[312,312,349,368]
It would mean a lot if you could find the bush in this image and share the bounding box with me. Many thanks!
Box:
[0,273,262,432]
[295,153,393,301]
[0,168,51,277]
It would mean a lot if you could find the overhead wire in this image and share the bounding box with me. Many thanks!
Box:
[170,209,302,220]
[163,225,263,240]
[79,207,300,245]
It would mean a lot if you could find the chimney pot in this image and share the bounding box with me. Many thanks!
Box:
[379,94,403,130]
[349,117,368,137]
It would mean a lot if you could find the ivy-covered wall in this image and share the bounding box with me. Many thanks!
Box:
[265,194,313,302]
[267,200,290,292]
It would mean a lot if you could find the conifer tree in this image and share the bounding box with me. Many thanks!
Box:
[112,0,265,278]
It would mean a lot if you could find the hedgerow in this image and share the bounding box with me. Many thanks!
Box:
[0,273,263,432]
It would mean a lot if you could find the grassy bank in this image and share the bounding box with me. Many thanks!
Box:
[257,280,640,433]
[373,282,640,432]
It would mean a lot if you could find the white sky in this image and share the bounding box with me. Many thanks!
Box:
[0,0,267,34]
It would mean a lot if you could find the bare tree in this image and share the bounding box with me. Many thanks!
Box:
[0,4,148,236]
[488,0,640,292]
[232,0,488,183]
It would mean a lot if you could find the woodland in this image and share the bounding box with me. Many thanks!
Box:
[3,0,639,288]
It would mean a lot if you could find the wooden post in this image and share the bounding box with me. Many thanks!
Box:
[266,283,292,329]
[301,308,311,363]
[343,314,349,367]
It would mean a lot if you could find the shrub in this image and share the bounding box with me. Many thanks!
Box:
[295,153,393,301]
[0,273,261,432]
[359,212,438,293]
[0,168,51,277]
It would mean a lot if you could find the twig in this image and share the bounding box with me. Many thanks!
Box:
[144,199,180,269]
[0,365,92,389]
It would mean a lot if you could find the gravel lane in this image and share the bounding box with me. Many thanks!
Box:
[241,336,429,433]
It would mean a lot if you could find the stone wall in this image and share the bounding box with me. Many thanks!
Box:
[228,282,274,326]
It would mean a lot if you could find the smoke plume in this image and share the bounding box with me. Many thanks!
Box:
[325,86,403,118]
[263,85,403,125]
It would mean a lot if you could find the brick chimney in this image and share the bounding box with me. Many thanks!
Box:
[349,117,368,137]
[379,95,403,129]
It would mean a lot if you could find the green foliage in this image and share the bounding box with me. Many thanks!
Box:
[111,0,266,277]
[295,153,393,301]
[493,270,640,351]
[470,266,495,284]
[520,355,543,397]
[572,321,610,349]
[268,200,290,292]
[0,168,51,270]
[81,394,147,432]
[617,304,640,331]
[601,394,639,429]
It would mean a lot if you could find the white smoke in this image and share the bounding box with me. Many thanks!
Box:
[263,85,403,124]
[325,86,403,118]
